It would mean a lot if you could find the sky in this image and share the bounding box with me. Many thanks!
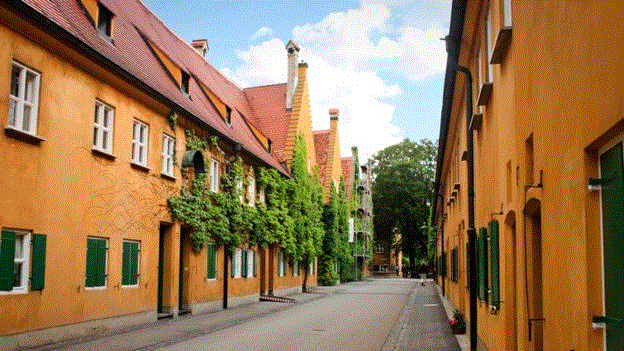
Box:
[143,0,451,160]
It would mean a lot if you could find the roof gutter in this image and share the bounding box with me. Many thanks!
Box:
[432,0,467,222]
[7,1,289,177]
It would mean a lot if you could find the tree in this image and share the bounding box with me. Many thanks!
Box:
[371,138,437,277]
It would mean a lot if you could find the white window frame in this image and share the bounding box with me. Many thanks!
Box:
[293,259,299,276]
[210,159,219,192]
[248,177,256,207]
[121,240,140,288]
[161,134,175,177]
[237,179,244,203]
[233,248,242,278]
[278,250,284,277]
[132,119,149,167]
[258,187,266,204]
[308,260,314,275]
[485,6,493,83]
[504,0,512,27]
[8,61,40,135]
[0,231,31,294]
[93,100,114,154]
[246,250,254,278]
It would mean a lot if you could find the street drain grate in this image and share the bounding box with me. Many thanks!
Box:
[259,295,297,303]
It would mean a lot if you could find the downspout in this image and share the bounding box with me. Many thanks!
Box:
[441,214,446,296]
[223,143,243,309]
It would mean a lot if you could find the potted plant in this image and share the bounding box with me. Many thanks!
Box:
[449,310,466,334]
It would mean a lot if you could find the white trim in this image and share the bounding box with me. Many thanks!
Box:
[161,134,175,177]
[486,6,493,83]
[132,119,149,167]
[246,250,254,278]
[93,100,114,154]
[278,250,284,277]
[8,61,40,135]
[233,248,242,278]
[503,0,512,27]
[0,230,31,295]
[210,159,219,192]
[248,177,256,207]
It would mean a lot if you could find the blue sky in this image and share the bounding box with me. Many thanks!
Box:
[144,0,451,160]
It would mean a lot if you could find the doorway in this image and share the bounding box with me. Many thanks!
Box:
[525,199,543,351]
[600,142,624,350]
[178,227,190,314]
[505,212,517,351]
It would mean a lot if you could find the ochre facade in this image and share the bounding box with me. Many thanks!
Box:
[435,1,624,350]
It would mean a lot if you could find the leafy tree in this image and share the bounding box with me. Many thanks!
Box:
[371,138,437,276]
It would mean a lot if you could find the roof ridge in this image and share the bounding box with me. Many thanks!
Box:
[244,82,287,90]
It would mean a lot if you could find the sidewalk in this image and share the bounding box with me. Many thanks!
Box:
[435,284,469,351]
[28,289,330,351]
[382,280,461,351]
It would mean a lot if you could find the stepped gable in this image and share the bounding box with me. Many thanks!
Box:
[20,0,287,174]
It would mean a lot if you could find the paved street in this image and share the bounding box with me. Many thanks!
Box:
[32,278,459,351]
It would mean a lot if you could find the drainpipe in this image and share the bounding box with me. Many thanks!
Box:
[454,64,478,351]
[440,215,445,296]
[223,143,243,309]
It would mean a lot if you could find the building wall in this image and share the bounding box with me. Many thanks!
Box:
[436,1,624,350]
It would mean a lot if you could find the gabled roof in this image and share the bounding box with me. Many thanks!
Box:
[313,129,330,188]
[244,83,290,162]
[13,0,288,174]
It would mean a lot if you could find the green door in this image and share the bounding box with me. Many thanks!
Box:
[601,142,624,350]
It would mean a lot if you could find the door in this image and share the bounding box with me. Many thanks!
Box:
[178,228,189,313]
[600,142,624,350]
[525,199,543,351]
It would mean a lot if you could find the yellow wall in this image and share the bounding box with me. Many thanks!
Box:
[436,1,624,350]
[284,64,317,170]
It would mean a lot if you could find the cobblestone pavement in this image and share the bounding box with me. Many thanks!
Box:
[382,280,461,351]
[28,278,459,351]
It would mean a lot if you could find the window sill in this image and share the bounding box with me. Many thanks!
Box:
[131,162,150,173]
[92,148,117,160]
[0,288,28,295]
[160,173,177,182]
[477,83,493,106]
[121,285,139,289]
[490,26,512,64]
[85,286,107,291]
[4,127,45,144]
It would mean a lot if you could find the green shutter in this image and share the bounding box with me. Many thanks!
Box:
[86,238,96,287]
[122,241,131,286]
[452,248,458,283]
[207,244,216,279]
[253,250,257,277]
[0,231,16,291]
[96,239,107,287]
[490,220,500,309]
[131,242,139,285]
[31,234,46,291]
[86,238,107,288]
[231,251,235,278]
[242,250,248,278]
[478,227,488,302]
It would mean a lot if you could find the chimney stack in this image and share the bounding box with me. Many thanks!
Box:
[329,108,339,152]
[285,40,300,110]
[191,39,208,57]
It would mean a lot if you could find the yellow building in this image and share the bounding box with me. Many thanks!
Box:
[0,0,323,348]
[435,0,624,350]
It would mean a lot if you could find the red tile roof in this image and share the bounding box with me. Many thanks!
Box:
[15,0,288,174]
[244,83,290,163]
[313,129,330,186]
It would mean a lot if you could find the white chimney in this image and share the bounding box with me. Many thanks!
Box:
[191,39,208,57]
[285,40,300,110]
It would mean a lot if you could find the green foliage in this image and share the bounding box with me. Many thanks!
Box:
[167,111,178,130]
[371,138,437,273]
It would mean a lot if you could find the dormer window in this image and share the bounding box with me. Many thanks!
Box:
[225,106,232,124]
[181,71,190,95]
[97,3,113,39]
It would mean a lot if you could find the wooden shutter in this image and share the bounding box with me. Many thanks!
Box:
[0,231,16,291]
[478,227,488,302]
[31,233,46,291]
[231,251,235,278]
[253,250,257,277]
[241,250,248,278]
[207,244,216,279]
[96,239,107,287]
[490,220,500,309]
[122,241,131,286]
[85,238,97,287]
[131,242,139,285]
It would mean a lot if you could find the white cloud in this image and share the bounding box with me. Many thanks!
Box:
[250,26,274,41]
[225,1,450,159]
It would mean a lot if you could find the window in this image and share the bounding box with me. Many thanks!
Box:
[477,227,488,302]
[0,231,46,293]
[489,220,500,309]
[181,71,190,95]
[225,106,232,124]
[246,250,254,278]
[248,177,256,207]
[86,237,108,288]
[504,0,512,27]
[293,259,299,276]
[485,7,493,82]
[8,61,40,135]
[121,240,140,287]
[210,159,219,192]
[253,250,257,277]
[308,259,314,275]
[161,134,175,177]
[93,101,114,154]
[206,243,216,280]
[241,250,248,278]
[231,248,241,278]
[237,179,244,203]
[278,250,284,277]
[375,244,384,253]
[97,3,113,38]
[258,187,265,205]
[132,119,149,167]
[451,248,458,283]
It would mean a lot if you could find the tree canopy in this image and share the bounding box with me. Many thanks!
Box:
[371,138,436,273]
